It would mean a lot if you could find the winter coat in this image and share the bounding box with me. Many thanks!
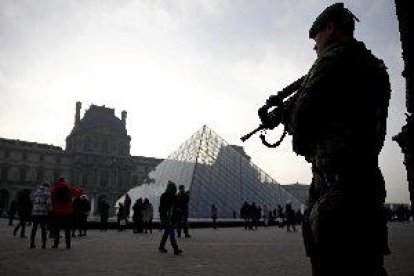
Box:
[142,203,154,222]
[17,192,33,219]
[51,180,83,216]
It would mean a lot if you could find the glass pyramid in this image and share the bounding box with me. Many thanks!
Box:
[123,125,304,218]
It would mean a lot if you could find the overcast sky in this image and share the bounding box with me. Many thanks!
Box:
[0,0,410,204]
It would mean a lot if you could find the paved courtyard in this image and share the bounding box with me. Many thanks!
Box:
[0,219,413,276]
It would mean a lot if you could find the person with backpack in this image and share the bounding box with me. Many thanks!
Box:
[50,177,83,249]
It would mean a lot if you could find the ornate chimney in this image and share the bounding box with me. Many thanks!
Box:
[75,101,82,125]
[121,110,127,126]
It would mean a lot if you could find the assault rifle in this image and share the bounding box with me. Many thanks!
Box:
[240,76,305,148]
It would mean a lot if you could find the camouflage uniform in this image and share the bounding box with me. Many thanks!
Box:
[283,35,391,276]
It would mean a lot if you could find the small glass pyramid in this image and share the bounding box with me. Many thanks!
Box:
[123,125,304,218]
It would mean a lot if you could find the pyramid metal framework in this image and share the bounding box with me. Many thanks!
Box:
[125,126,304,218]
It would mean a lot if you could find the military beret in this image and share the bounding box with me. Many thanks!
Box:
[309,2,359,38]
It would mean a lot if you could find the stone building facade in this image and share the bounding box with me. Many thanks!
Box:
[0,102,162,216]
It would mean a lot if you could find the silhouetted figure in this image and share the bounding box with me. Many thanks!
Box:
[268,211,275,226]
[124,193,132,221]
[276,205,284,228]
[51,178,83,249]
[117,202,128,231]
[241,202,251,230]
[295,210,304,226]
[30,182,51,249]
[8,199,17,226]
[132,198,144,233]
[285,203,296,232]
[98,198,110,231]
[271,3,391,275]
[176,185,191,238]
[211,204,218,229]
[79,195,91,236]
[263,204,269,227]
[13,190,32,238]
[158,181,182,255]
[142,198,153,234]
[251,202,259,230]
[71,195,83,237]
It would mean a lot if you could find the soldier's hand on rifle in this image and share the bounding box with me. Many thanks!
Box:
[266,95,282,106]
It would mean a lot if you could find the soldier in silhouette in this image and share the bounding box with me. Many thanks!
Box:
[269,3,391,275]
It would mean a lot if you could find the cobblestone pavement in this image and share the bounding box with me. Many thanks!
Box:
[0,219,413,276]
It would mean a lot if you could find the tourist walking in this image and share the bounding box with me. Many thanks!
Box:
[285,202,296,232]
[176,185,191,238]
[8,199,17,226]
[158,181,182,255]
[13,190,32,238]
[71,195,83,237]
[30,182,51,248]
[79,195,91,236]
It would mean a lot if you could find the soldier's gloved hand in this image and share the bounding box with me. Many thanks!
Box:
[266,95,282,106]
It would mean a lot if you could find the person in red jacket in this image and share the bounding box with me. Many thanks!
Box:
[50,177,83,249]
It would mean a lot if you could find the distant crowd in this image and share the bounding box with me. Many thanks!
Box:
[240,202,302,232]
[6,178,412,254]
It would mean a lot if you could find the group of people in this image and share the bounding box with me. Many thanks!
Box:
[116,195,154,233]
[10,177,87,249]
[132,198,154,233]
[240,202,301,232]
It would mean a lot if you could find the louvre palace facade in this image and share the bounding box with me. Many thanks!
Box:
[0,102,162,215]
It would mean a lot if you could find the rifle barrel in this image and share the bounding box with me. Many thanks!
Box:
[276,76,305,99]
[240,125,265,142]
